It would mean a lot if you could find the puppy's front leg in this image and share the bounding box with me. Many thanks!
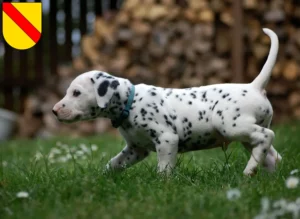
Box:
[156,133,179,174]
[106,145,149,171]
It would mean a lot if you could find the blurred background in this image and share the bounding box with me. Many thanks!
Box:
[0,0,300,140]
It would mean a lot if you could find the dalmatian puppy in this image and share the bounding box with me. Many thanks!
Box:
[53,28,282,176]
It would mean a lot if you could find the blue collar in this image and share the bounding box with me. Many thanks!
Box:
[111,84,135,128]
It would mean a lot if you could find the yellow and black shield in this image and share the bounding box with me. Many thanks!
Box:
[2,2,42,50]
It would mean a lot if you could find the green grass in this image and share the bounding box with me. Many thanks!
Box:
[1,123,300,219]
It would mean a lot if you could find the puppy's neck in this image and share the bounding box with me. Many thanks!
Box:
[97,79,133,121]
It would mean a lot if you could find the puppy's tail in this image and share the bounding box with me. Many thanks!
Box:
[251,28,279,90]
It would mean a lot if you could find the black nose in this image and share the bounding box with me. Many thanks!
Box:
[52,109,58,116]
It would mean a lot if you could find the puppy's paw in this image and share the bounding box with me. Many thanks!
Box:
[243,167,258,177]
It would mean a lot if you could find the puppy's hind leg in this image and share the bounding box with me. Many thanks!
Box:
[261,118,282,172]
[215,116,274,176]
[242,125,275,176]
[263,145,282,172]
[243,143,280,173]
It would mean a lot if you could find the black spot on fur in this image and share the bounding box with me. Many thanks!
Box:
[110,80,120,89]
[90,78,95,84]
[258,119,264,125]
[212,101,219,111]
[98,80,110,96]
[140,108,147,116]
[190,93,196,99]
[96,72,103,79]
[150,129,157,138]
[170,115,177,120]
[160,99,164,106]
[151,92,156,96]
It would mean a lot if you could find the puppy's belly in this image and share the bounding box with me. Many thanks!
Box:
[178,132,229,153]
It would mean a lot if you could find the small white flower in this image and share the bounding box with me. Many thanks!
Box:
[273,199,287,209]
[16,191,29,198]
[286,202,300,216]
[76,150,84,156]
[60,144,69,150]
[286,176,299,189]
[80,144,90,153]
[66,153,72,159]
[69,147,76,153]
[48,152,54,159]
[91,144,98,151]
[261,197,270,213]
[56,141,62,147]
[101,152,107,157]
[290,169,299,175]
[50,148,61,155]
[35,152,43,161]
[2,161,8,167]
[58,156,68,163]
[226,188,241,201]
[254,214,267,219]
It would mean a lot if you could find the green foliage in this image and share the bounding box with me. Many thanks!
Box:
[0,123,300,219]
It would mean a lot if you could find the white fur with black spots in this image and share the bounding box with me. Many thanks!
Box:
[53,28,282,176]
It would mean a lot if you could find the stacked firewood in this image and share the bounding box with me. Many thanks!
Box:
[73,0,233,88]
[17,0,300,138]
[243,0,300,121]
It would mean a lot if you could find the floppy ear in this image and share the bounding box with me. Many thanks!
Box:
[91,74,120,109]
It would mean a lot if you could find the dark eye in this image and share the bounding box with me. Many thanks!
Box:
[73,90,81,97]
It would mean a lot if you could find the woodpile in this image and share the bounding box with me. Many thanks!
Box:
[244,0,300,121]
[16,0,300,138]
[74,0,233,88]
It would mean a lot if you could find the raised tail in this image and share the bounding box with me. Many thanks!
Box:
[251,28,279,90]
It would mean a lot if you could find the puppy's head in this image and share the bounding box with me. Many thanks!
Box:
[52,71,121,123]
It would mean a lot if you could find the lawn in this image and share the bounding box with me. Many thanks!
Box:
[1,123,300,219]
